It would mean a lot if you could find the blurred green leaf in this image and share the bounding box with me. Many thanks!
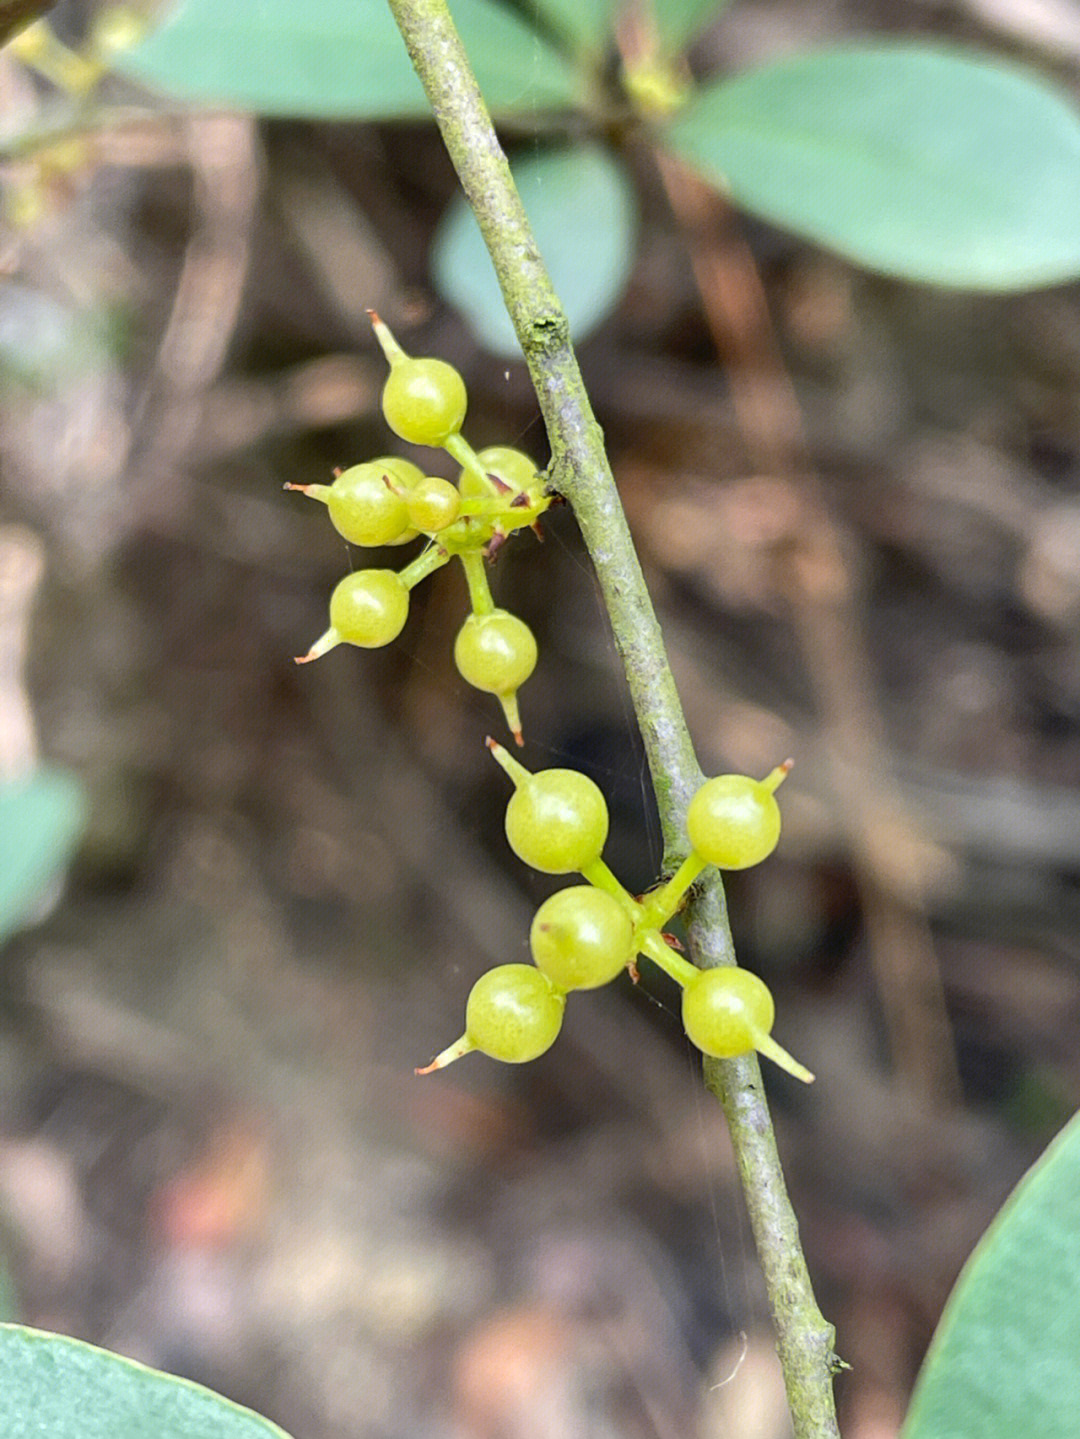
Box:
[0,1,53,49]
[524,0,614,59]
[113,0,581,119]
[433,143,636,354]
[651,0,731,55]
[664,44,1080,290]
[903,1110,1080,1439]
[0,1325,293,1438]
[0,767,84,945]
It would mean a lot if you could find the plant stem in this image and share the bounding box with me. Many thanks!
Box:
[383,3,841,1433]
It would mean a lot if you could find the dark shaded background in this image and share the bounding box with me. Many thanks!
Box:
[4,2,1080,1436]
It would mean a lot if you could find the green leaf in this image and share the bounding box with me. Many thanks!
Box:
[664,44,1080,290]
[0,767,84,945]
[113,0,580,120]
[0,1325,293,1438]
[432,143,636,355]
[903,1110,1080,1439]
[524,0,614,59]
[651,0,731,56]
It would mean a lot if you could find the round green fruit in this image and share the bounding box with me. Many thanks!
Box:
[530,886,634,990]
[382,358,467,447]
[329,569,409,648]
[325,462,411,546]
[465,963,565,1062]
[685,774,781,870]
[681,966,774,1059]
[505,769,609,874]
[454,610,537,696]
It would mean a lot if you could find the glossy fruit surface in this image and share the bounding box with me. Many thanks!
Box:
[685,774,781,870]
[329,569,409,648]
[454,611,537,696]
[505,769,609,874]
[326,462,411,546]
[382,358,467,446]
[407,475,461,532]
[460,445,540,499]
[530,886,634,990]
[465,964,565,1062]
[681,966,775,1059]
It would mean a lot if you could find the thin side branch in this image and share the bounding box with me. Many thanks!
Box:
[382,2,840,1433]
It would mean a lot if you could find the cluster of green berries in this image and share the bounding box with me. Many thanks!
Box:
[416,741,813,1084]
[291,313,550,744]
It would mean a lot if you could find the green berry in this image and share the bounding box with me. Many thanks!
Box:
[454,610,537,696]
[329,569,409,648]
[382,358,467,447]
[685,774,782,870]
[465,963,565,1062]
[681,966,774,1059]
[505,769,609,874]
[460,445,540,499]
[325,462,412,546]
[407,475,461,532]
[530,886,634,990]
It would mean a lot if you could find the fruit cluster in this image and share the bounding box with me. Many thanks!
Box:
[417,740,813,1083]
[291,314,550,743]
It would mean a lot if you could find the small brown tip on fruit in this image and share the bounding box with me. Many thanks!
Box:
[484,735,498,752]
[414,1059,439,1076]
[283,482,310,493]
[366,308,381,324]
[780,758,795,775]
[530,522,545,541]
[512,728,525,748]
[332,466,343,478]
[293,654,313,665]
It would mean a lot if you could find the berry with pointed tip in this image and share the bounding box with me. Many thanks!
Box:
[491,745,610,875]
[295,569,409,663]
[382,358,467,447]
[681,966,814,1083]
[454,610,537,697]
[416,964,565,1072]
[685,768,788,870]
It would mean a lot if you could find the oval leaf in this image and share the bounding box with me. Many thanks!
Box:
[903,1110,1080,1439]
[664,44,1080,290]
[0,1324,293,1438]
[113,0,580,120]
[0,767,84,945]
[432,143,636,354]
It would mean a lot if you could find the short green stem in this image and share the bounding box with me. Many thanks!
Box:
[639,928,699,988]
[579,857,642,919]
[638,851,708,931]
[399,543,451,590]
[444,431,489,488]
[459,547,495,615]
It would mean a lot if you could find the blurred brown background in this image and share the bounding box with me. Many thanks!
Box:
[3,2,1080,1437]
